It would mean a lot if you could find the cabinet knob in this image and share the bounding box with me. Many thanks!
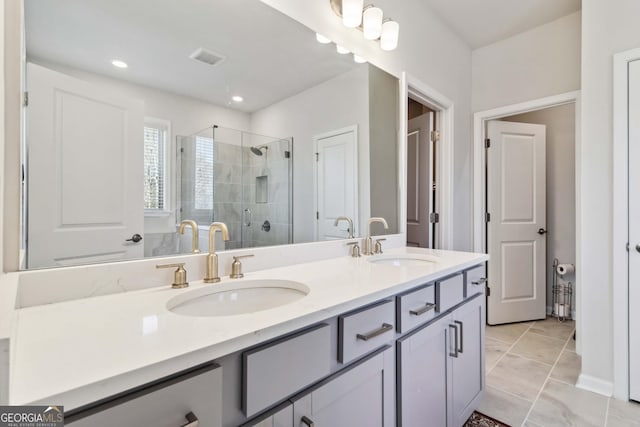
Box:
[180,411,199,427]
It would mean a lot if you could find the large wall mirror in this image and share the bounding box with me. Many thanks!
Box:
[21,0,400,270]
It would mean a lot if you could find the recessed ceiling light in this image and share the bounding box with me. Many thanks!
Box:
[336,45,350,54]
[232,95,244,102]
[111,59,128,69]
[316,33,331,44]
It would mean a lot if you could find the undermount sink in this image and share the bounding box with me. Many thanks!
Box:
[367,254,439,266]
[167,280,310,317]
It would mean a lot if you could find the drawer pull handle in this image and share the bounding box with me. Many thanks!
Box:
[410,303,436,316]
[471,277,487,285]
[449,324,459,358]
[181,412,199,427]
[356,323,393,341]
[301,415,315,426]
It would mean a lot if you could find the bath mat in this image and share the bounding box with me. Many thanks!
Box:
[464,411,511,427]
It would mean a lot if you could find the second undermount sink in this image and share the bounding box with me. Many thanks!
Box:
[368,254,439,266]
[167,280,310,317]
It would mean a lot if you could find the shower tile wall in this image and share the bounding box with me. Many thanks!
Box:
[213,142,243,249]
[243,138,291,248]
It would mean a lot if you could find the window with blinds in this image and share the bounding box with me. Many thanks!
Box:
[195,136,214,210]
[144,125,166,210]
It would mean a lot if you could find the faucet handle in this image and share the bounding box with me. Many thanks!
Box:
[156,263,189,289]
[346,241,361,258]
[374,238,387,255]
[230,254,254,279]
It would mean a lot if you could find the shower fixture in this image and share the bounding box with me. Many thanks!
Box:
[250,145,268,156]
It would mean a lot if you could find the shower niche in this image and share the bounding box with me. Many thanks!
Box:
[177,126,292,250]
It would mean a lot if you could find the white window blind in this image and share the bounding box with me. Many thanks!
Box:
[144,125,166,210]
[195,136,214,210]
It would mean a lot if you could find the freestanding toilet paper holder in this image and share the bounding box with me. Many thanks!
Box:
[552,258,573,321]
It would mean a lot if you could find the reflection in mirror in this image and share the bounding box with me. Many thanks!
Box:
[21,0,399,269]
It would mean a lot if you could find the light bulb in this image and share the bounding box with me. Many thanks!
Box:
[353,54,367,64]
[363,7,383,40]
[380,20,399,51]
[316,33,331,44]
[111,59,128,68]
[342,0,364,28]
[336,45,350,54]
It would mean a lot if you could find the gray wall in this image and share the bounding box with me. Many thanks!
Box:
[502,103,576,312]
[368,66,399,235]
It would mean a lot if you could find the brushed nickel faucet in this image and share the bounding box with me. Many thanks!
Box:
[334,216,354,238]
[363,217,389,255]
[179,220,200,253]
[204,222,230,283]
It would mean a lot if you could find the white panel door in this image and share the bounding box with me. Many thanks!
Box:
[629,59,640,402]
[27,63,144,268]
[487,120,546,325]
[406,113,434,248]
[315,128,357,240]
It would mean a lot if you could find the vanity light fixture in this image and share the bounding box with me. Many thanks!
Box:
[232,95,244,102]
[341,0,364,28]
[111,59,128,68]
[362,6,383,40]
[329,0,399,51]
[316,33,332,44]
[336,45,350,54]
[380,19,400,51]
[353,54,367,64]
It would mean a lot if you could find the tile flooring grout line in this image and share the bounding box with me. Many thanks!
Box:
[520,326,572,427]
[603,396,611,427]
[486,322,535,375]
[525,329,575,343]
[485,383,536,405]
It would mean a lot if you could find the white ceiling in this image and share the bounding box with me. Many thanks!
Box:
[25,0,359,113]
[423,0,582,49]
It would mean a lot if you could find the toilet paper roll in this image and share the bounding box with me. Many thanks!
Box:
[557,263,575,276]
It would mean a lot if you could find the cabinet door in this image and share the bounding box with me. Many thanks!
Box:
[397,315,452,427]
[451,296,484,426]
[292,346,394,427]
[242,403,293,427]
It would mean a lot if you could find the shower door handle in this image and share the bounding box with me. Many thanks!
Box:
[244,208,252,227]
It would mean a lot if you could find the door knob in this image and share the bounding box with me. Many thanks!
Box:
[537,228,548,235]
[125,233,143,243]
[636,243,640,253]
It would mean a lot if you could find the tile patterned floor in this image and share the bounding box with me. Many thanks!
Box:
[479,317,640,427]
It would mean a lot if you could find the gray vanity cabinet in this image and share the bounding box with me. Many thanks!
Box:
[292,346,394,427]
[397,294,484,427]
[451,295,484,427]
[65,363,222,427]
[241,404,293,427]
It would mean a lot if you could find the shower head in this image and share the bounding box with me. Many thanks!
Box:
[250,145,268,156]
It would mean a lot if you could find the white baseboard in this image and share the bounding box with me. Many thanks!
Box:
[576,374,614,397]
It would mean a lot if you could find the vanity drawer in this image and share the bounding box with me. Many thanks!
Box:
[436,273,464,313]
[339,300,395,364]
[465,264,487,297]
[242,323,331,418]
[66,363,222,427]
[396,284,436,333]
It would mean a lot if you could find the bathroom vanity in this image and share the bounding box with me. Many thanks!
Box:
[5,247,488,427]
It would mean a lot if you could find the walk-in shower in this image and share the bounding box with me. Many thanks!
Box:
[177,126,293,251]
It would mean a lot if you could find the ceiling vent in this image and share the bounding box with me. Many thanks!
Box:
[189,48,226,66]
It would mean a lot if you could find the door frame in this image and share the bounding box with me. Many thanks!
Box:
[312,125,359,241]
[472,91,581,335]
[612,47,640,401]
[404,73,454,250]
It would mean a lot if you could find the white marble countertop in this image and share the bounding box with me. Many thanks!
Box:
[8,247,487,410]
